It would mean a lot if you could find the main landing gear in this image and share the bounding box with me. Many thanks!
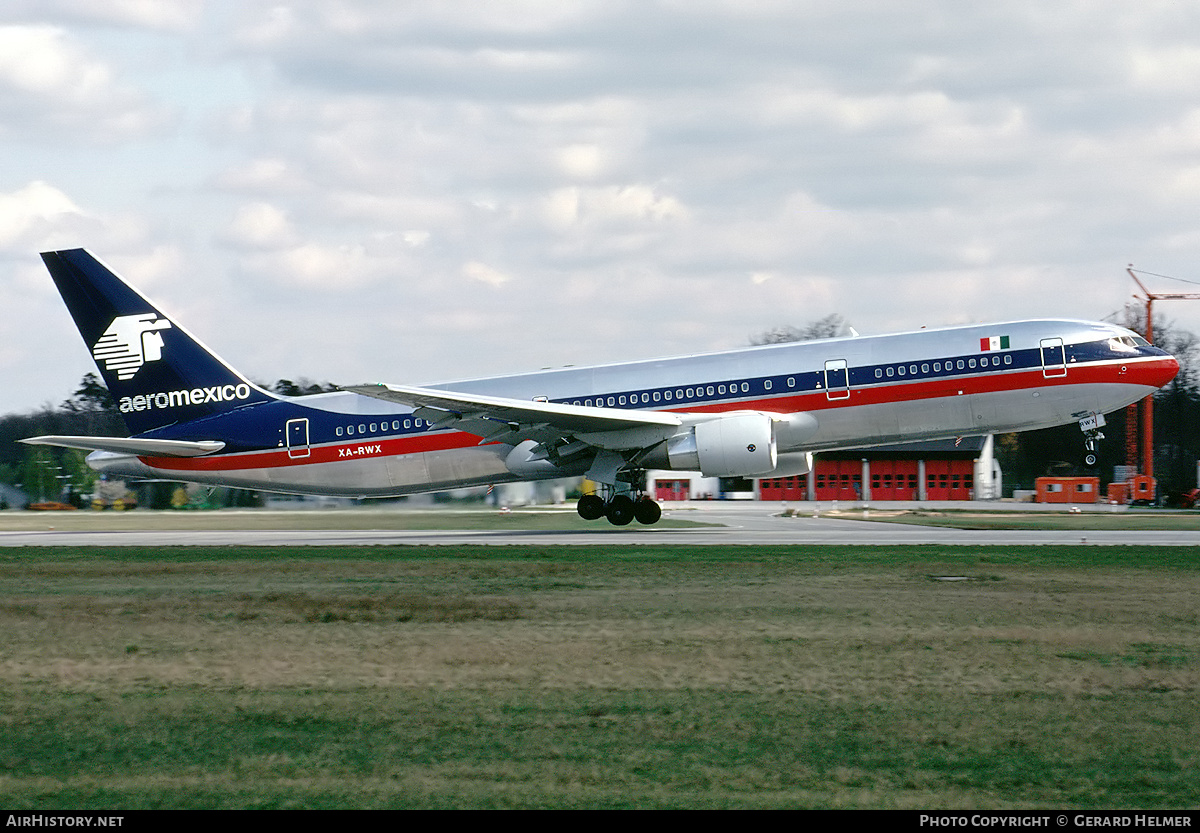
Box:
[576,491,662,526]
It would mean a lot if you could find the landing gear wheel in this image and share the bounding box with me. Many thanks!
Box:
[634,497,662,525]
[605,495,635,526]
[577,494,605,520]
[1084,452,1098,468]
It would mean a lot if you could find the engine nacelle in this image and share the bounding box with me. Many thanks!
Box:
[761,451,813,478]
[505,440,571,478]
[665,412,778,477]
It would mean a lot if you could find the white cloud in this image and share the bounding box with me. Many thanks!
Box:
[223,201,298,250]
[555,143,606,179]
[1129,46,1200,93]
[0,25,119,104]
[119,244,186,290]
[0,181,82,248]
[0,25,167,141]
[462,260,511,288]
[213,157,308,195]
[243,242,387,291]
[542,184,687,231]
[1,1,202,31]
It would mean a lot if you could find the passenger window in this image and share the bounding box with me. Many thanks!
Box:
[1004,355,1012,365]
[706,386,714,396]
[875,369,882,379]
[764,381,772,390]
[370,423,377,432]
[898,366,906,376]
[653,392,661,402]
[336,427,343,437]
[968,359,976,369]
[933,362,940,372]
[607,397,615,406]
[358,424,366,433]
[886,367,894,377]
[787,377,795,388]
[718,384,726,394]
[957,360,965,370]
[741,382,749,392]
[921,364,929,373]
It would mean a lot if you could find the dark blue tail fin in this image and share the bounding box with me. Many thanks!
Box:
[41,249,274,435]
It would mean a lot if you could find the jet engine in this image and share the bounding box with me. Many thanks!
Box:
[662,412,778,477]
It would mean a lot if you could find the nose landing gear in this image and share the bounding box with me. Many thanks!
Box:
[1077,412,1105,469]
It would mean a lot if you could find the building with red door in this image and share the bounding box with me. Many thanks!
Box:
[644,436,998,502]
[756,436,998,502]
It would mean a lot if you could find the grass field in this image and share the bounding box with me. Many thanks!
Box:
[1,544,1198,809]
[823,509,1200,532]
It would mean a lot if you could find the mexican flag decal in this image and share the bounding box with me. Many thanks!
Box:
[980,335,1010,351]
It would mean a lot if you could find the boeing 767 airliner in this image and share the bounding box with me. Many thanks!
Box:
[23,249,1178,524]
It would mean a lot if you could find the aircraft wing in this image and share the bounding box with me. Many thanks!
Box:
[342,383,682,451]
[20,436,226,457]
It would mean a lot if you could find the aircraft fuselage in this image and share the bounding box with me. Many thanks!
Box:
[88,318,1175,497]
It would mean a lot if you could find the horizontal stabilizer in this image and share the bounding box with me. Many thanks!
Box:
[21,435,226,458]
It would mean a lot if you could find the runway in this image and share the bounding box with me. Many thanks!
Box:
[3,503,1199,546]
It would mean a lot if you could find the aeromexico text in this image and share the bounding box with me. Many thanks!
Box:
[118,384,253,414]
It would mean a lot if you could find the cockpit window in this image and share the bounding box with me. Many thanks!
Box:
[1108,335,1149,352]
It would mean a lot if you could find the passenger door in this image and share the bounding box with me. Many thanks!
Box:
[1040,337,1067,378]
[824,358,850,400]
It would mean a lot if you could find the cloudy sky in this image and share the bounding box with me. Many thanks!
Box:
[4,1,1200,415]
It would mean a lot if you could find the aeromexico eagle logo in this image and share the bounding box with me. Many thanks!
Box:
[92,313,173,380]
[92,313,253,414]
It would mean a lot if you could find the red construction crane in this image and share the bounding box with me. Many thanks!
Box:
[1126,266,1200,481]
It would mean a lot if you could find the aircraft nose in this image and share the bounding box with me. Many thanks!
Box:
[1147,352,1180,388]
[1164,353,1181,384]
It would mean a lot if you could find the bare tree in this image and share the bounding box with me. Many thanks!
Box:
[750,314,850,345]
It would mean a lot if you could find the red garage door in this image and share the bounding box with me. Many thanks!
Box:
[925,460,974,500]
[814,460,862,500]
[654,479,691,501]
[869,460,919,500]
[759,476,806,501]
